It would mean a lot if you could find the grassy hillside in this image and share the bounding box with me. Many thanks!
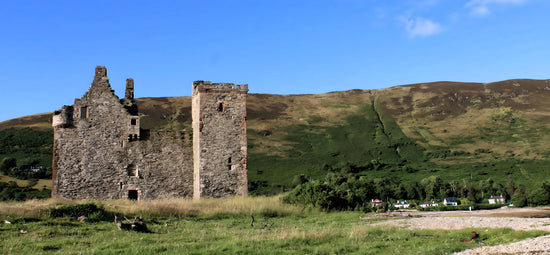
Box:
[2,79,550,195]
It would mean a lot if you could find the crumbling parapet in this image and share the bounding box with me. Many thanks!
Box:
[94,66,107,79]
[125,78,134,100]
[52,105,74,128]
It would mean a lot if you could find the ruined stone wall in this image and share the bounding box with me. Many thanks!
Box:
[192,81,248,198]
[52,67,193,200]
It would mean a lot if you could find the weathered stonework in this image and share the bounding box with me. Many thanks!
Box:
[192,81,248,198]
[52,66,247,200]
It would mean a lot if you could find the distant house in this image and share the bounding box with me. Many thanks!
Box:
[420,201,438,208]
[18,166,43,172]
[372,198,383,207]
[393,200,410,209]
[444,197,458,206]
[488,195,505,204]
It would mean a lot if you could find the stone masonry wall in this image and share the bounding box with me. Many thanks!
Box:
[52,67,193,200]
[192,81,248,198]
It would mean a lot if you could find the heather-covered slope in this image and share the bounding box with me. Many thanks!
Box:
[2,79,550,195]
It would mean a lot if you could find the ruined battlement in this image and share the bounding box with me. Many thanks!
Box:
[94,66,107,79]
[125,78,134,100]
[192,81,248,95]
[52,105,74,128]
[52,66,247,200]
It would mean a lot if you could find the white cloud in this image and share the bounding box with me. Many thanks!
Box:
[406,17,443,37]
[466,0,527,16]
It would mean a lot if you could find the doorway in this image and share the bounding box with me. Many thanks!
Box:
[128,189,138,200]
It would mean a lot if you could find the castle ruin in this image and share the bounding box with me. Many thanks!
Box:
[52,66,248,200]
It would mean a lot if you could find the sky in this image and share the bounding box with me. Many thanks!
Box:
[0,0,549,122]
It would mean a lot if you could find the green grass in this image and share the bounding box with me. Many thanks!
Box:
[248,103,427,195]
[248,99,550,195]
[0,198,547,254]
[0,128,53,168]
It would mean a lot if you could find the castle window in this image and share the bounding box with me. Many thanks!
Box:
[80,106,88,120]
[131,119,137,125]
[216,103,227,112]
[127,164,138,177]
[227,157,232,164]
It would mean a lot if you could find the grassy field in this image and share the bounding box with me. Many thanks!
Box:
[0,174,51,190]
[1,197,548,254]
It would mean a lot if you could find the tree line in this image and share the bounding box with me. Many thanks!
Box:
[283,170,550,211]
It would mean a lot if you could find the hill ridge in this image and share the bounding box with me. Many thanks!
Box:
[2,78,550,195]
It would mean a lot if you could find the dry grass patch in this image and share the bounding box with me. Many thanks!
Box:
[0,199,56,219]
[0,196,307,221]
[102,195,305,218]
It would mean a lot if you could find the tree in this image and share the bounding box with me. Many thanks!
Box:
[421,176,443,200]
[528,187,550,206]
[479,178,494,200]
[506,175,516,196]
[467,186,478,203]
[492,183,508,200]
[511,190,527,207]
[0,157,16,174]
[449,181,460,195]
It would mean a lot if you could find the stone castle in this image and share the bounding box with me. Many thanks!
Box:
[52,66,248,200]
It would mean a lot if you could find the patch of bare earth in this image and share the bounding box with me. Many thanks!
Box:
[364,207,550,254]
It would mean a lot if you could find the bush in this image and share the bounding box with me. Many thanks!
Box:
[291,174,308,187]
[49,203,111,221]
[0,158,16,174]
[0,181,50,201]
[528,188,550,206]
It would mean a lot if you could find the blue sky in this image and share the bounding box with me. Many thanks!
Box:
[0,0,549,122]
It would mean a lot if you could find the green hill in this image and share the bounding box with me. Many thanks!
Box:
[2,79,550,195]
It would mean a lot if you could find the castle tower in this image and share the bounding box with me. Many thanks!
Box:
[192,81,248,199]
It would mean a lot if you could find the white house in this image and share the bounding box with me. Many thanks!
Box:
[488,195,505,204]
[444,197,458,206]
[420,201,438,208]
[393,200,410,209]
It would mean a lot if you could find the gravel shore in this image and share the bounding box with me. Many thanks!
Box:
[365,207,550,254]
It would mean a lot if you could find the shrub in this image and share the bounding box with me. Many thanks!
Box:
[528,188,550,206]
[49,203,111,221]
[0,181,50,201]
[0,158,17,174]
